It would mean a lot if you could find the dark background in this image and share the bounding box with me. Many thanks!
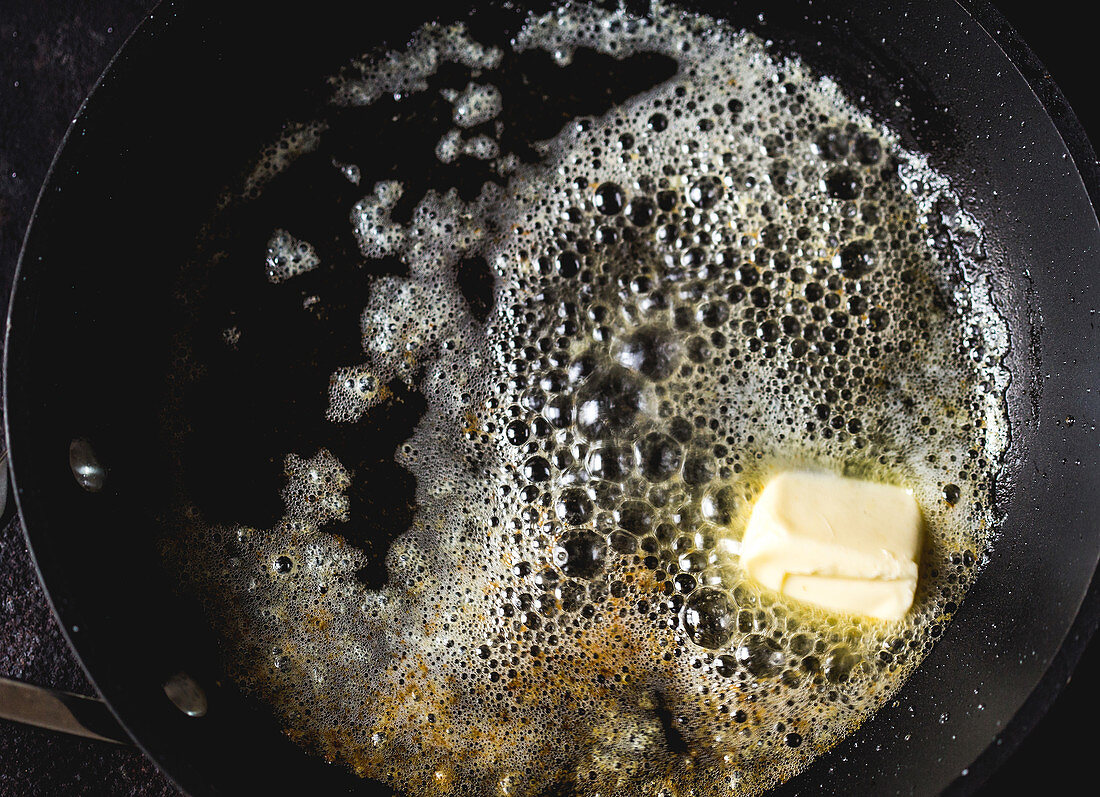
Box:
[0,1,1096,795]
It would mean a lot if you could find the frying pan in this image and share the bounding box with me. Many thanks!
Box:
[4,0,1099,794]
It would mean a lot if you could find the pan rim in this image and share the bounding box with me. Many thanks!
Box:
[2,3,196,796]
[4,1,1098,794]
[939,1,1100,791]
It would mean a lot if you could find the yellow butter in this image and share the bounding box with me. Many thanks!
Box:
[740,471,922,621]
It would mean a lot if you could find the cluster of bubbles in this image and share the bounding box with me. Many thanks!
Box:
[265,228,321,283]
[165,3,1011,796]
[239,120,328,203]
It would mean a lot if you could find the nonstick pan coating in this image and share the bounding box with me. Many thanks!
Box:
[5,2,1099,795]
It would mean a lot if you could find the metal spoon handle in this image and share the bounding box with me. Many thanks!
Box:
[0,676,131,745]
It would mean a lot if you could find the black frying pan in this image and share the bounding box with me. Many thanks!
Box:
[4,1,1099,794]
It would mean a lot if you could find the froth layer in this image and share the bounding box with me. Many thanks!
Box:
[163,3,1011,796]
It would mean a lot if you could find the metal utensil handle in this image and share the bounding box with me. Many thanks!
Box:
[0,676,131,744]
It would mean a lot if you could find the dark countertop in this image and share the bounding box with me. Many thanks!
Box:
[0,1,1095,795]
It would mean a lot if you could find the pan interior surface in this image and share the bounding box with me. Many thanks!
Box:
[4,2,1099,796]
[160,3,1014,794]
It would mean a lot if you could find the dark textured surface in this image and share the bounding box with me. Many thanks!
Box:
[0,4,176,794]
[1,513,175,796]
[0,1,1096,796]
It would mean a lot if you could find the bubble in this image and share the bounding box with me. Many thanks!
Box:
[813,126,850,160]
[750,287,771,309]
[523,389,546,411]
[506,420,530,445]
[543,395,575,428]
[626,197,657,227]
[594,225,619,245]
[736,635,786,678]
[788,633,814,657]
[697,301,730,328]
[594,182,626,215]
[824,647,862,684]
[556,579,586,611]
[700,485,737,525]
[681,247,707,268]
[609,530,639,554]
[854,133,882,164]
[823,167,861,200]
[615,326,681,381]
[689,176,724,208]
[868,307,891,331]
[678,550,708,573]
[568,351,599,384]
[834,239,877,278]
[635,432,683,482]
[553,530,608,579]
[540,369,568,393]
[585,443,636,481]
[657,189,679,211]
[683,588,737,650]
[685,336,711,364]
[523,456,553,482]
[682,451,716,485]
[615,500,655,536]
[674,573,697,594]
[556,251,581,277]
[735,263,759,286]
[575,367,649,439]
[556,487,594,524]
[762,133,785,158]
[769,159,798,194]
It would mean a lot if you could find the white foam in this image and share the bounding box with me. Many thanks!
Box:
[265,229,320,283]
[169,3,1013,796]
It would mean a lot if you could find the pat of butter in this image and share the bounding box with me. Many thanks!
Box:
[740,471,922,621]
